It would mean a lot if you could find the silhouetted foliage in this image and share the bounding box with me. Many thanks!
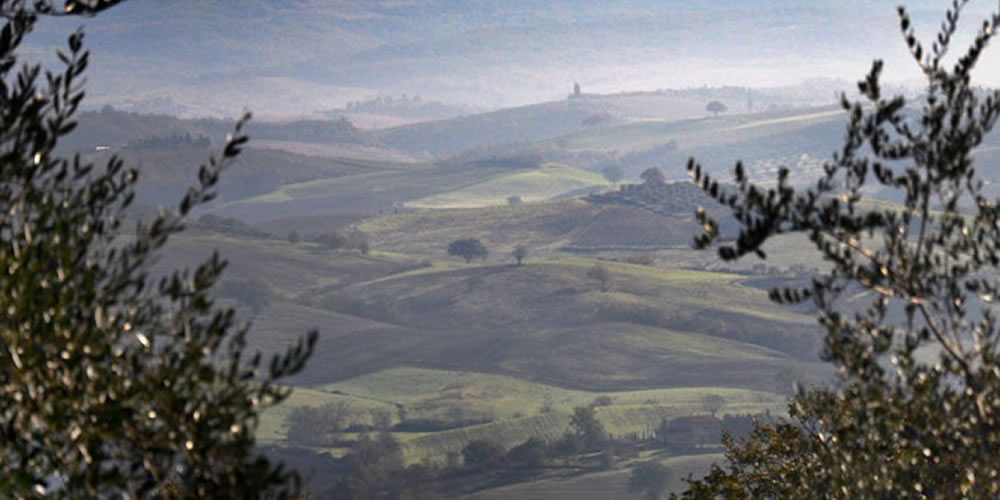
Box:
[0,2,315,497]
[679,3,1000,497]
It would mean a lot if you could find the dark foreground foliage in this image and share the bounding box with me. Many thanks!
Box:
[679,2,1000,497]
[0,1,315,497]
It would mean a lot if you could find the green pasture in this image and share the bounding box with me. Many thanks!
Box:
[406,163,610,209]
[465,453,723,500]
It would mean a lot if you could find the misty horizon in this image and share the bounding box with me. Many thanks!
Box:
[20,0,1000,120]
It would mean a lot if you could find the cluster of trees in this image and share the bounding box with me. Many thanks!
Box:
[125,132,211,151]
[297,229,371,254]
[286,402,354,447]
[345,94,422,111]
[587,167,720,215]
[294,404,612,498]
[447,239,531,265]
[308,404,762,498]
[196,213,274,239]
[450,405,610,473]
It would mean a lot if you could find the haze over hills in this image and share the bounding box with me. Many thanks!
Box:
[30,1,1000,496]
[25,0,1000,118]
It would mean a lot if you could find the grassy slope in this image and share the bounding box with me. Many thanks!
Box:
[406,163,610,209]
[359,199,602,256]
[465,454,722,500]
[160,214,820,467]
[373,99,618,157]
[321,367,784,423]
[266,366,786,462]
[218,159,617,220]
[257,386,395,443]
[156,231,420,296]
[299,257,820,392]
[358,198,709,257]
[556,105,842,154]
[216,161,528,221]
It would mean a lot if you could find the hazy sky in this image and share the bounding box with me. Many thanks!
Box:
[25,1,1000,117]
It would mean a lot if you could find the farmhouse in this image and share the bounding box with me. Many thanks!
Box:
[656,415,722,450]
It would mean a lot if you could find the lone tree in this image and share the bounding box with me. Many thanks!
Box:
[700,394,725,417]
[680,2,1000,497]
[639,167,666,185]
[448,238,488,263]
[0,2,315,497]
[512,244,528,265]
[705,100,727,117]
[567,405,607,452]
[602,165,625,184]
[587,263,612,292]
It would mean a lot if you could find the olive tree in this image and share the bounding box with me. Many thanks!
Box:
[678,2,1000,497]
[447,238,488,263]
[0,2,315,497]
[705,100,727,117]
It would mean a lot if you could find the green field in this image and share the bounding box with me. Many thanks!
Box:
[465,453,722,500]
[407,163,610,209]
[554,104,843,154]
[135,102,859,496]
[216,160,528,221]
[257,366,785,463]
[358,198,712,257]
